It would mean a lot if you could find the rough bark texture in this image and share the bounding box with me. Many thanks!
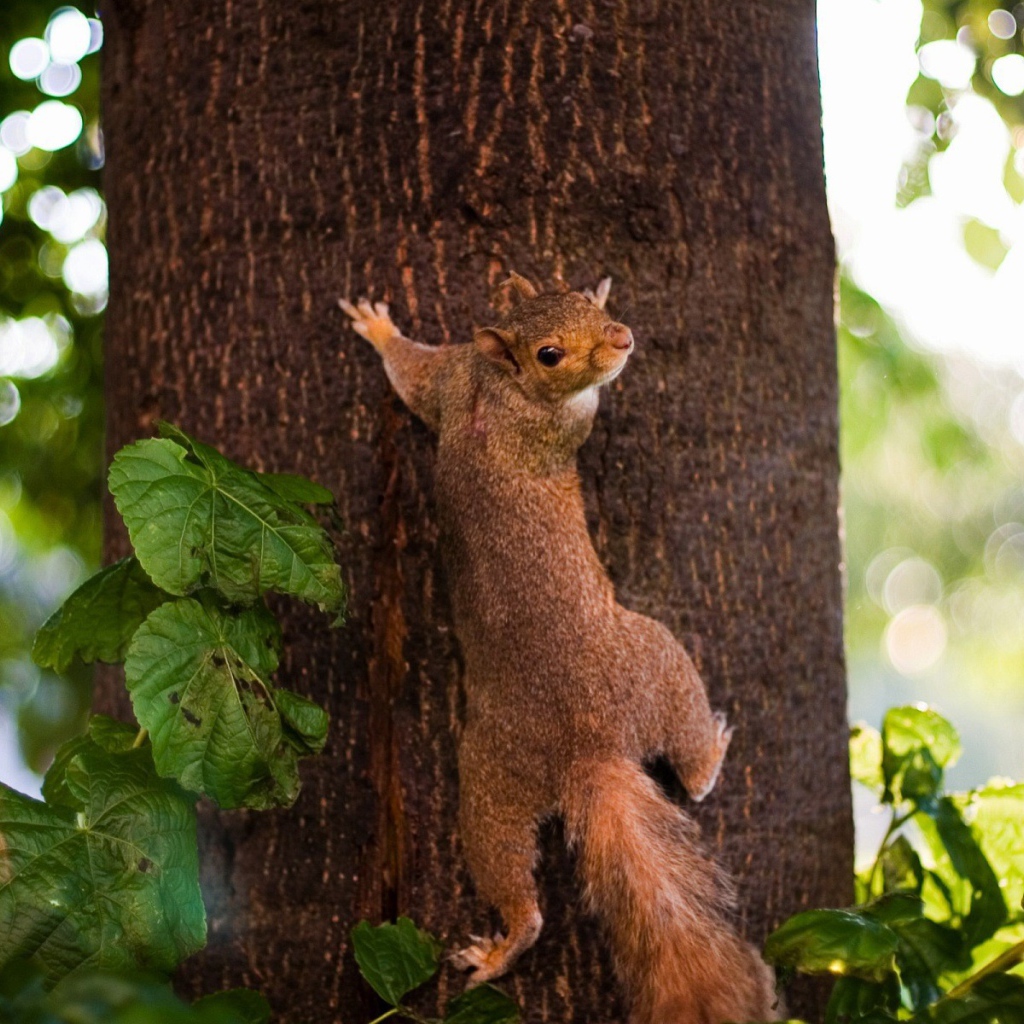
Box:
[100,1,853,1021]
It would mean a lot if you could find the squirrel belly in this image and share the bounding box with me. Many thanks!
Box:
[340,277,780,1024]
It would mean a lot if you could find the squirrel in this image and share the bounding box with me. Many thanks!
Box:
[340,272,779,1024]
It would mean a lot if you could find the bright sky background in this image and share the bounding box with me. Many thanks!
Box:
[819,0,1024,373]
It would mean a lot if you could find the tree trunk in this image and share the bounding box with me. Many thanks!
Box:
[100,1,852,1021]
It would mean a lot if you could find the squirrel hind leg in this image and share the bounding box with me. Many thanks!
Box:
[668,711,733,802]
[455,753,544,984]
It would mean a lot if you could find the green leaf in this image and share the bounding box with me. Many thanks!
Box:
[764,909,898,983]
[88,715,142,754]
[32,558,170,673]
[851,723,885,793]
[0,740,205,984]
[882,706,961,803]
[916,798,1007,948]
[444,984,520,1024]
[824,975,900,1024]
[42,718,140,809]
[108,429,344,613]
[880,835,925,895]
[956,782,1024,913]
[914,973,1024,1022]
[260,472,335,506]
[962,220,1009,272]
[275,689,329,756]
[125,597,327,810]
[936,809,1008,948]
[861,892,925,926]
[350,917,441,1006]
[192,989,272,1024]
[894,918,969,1010]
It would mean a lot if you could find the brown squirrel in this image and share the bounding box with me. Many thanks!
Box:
[340,273,778,1024]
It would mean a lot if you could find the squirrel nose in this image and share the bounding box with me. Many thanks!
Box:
[608,324,634,351]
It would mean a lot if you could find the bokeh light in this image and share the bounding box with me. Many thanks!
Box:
[0,148,17,192]
[44,7,92,64]
[987,8,1017,39]
[8,38,49,81]
[62,237,108,297]
[0,381,21,427]
[918,39,976,90]
[0,112,32,156]
[991,54,1024,96]
[25,100,83,151]
[38,62,82,98]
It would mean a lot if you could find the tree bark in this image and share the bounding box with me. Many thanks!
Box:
[100,1,852,1021]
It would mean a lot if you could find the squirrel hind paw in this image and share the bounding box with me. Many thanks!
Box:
[450,933,508,986]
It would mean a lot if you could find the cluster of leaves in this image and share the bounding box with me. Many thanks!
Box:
[0,425,344,1017]
[351,919,518,1024]
[761,705,1024,1023]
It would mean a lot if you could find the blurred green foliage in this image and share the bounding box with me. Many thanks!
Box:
[0,1,103,773]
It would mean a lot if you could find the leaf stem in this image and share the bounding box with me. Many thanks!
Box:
[366,1009,399,1024]
[132,728,148,748]
[867,808,913,891]
[944,937,1024,1000]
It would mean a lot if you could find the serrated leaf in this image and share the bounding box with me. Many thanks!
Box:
[444,984,520,1024]
[764,909,899,982]
[41,733,94,810]
[351,917,441,1006]
[108,429,343,613]
[88,716,141,753]
[913,973,1024,1023]
[125,598,327,810]
[42,718,140,809]
[0,740,205,984]
[32,558,170,673]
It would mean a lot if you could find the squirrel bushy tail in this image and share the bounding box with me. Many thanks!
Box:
[563,759,779,1024]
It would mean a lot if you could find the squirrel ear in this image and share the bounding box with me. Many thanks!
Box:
[501,271,539,301]
[474,327,521,374]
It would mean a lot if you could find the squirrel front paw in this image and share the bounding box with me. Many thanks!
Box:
[450,933,511,987]
[338,297,399,349]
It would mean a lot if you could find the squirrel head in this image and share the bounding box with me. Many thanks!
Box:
[473,274,634,405]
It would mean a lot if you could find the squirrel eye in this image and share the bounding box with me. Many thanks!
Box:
[537,346,564,368]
